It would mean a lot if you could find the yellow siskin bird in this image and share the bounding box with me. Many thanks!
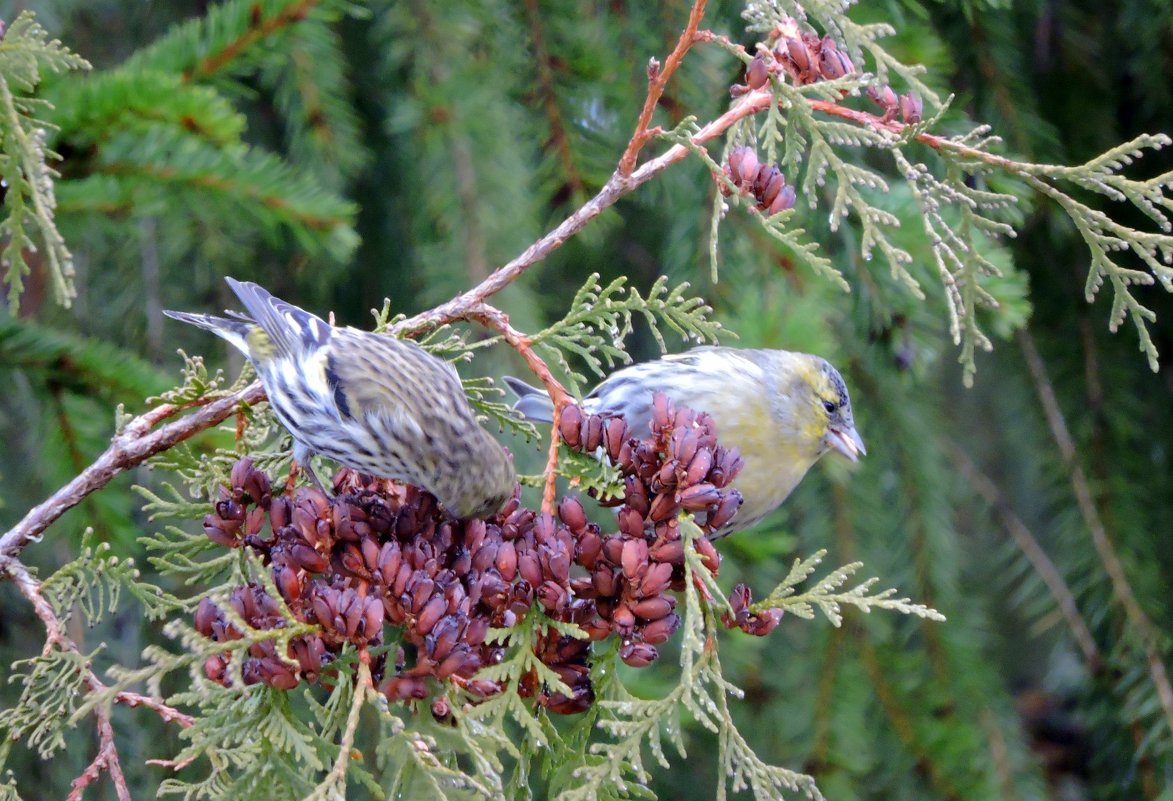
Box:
[165,278,516,519]
[505,347,865,534]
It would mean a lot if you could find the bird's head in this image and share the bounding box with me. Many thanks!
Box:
[768,353,866,463]
[802,356,866,462]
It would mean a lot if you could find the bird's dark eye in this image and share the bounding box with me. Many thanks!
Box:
[822,399,837,414]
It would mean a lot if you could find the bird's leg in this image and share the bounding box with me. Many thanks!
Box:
[292,443,330,495]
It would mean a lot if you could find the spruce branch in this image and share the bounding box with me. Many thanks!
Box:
[126,0,331,81]
[0,11,91,310]
[946,441,1102,669]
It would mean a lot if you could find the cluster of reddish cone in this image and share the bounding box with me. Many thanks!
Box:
[196,393,781,712]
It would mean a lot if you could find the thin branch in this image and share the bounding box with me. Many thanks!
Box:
[946,441,1102,670]
[304,654,372,801]
[115,691,194,728]
[617,0,709,176]
[0,383,267,559]
[67,700,131,801]
[1018,329,1173,738]
[1,558,133,801]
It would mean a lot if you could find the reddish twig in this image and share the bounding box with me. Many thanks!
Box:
[68,700,131,801]
[115,691,195,728]
[0,558,173,801]
[617,0,709,176]
[465,302,570,513]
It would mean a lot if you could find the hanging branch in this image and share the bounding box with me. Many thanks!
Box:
[946,442,1102,669]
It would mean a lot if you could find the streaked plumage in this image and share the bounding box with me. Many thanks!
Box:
[506,347,865,535]
[165,278,516,519]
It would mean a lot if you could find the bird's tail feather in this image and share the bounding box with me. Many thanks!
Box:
[162,310,253,355]
[503,376,555,424]
[225,277,330,357]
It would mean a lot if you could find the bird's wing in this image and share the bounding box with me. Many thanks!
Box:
[323,333,469,478]
[225,277,331,359]
[324,333,461,422]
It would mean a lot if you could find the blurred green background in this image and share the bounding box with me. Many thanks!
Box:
[1,0,1172,798]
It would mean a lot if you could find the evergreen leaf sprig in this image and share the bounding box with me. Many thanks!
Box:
[531,274,726,394]
[752,549,946,625]
[0,11,90,311]
[463,375,540,440]
[1017,134,1173,370]
[893,149,1019,384]
[40,529,180,624]
[556,446,626,503]
[0,647,93,759]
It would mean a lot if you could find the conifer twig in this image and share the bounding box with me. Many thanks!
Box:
[1018,329,1173,737]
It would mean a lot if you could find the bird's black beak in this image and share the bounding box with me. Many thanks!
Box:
[824,425,867,462]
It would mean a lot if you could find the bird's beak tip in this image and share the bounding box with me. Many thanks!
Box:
[825,426,866,462]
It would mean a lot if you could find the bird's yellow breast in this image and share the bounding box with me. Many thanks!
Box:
[711,387,822,524]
